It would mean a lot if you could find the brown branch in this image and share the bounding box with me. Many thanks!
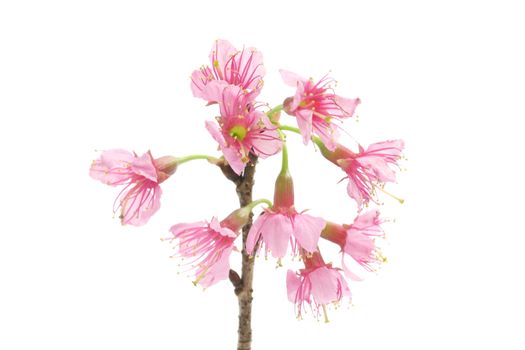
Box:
[221,154,258,350]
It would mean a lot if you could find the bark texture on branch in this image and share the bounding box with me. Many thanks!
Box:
[221,154,257,350]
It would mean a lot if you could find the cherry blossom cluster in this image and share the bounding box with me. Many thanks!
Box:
[90,39,404,320]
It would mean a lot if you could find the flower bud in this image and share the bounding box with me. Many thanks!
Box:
[154,156,178,183]
[273,170,294,209]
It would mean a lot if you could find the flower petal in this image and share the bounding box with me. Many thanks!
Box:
[246,213,266,254]
[120,183,161,226]
[131,151,158,182]
[346,177,364,208]
[261,213,293,258]
[249,114,282,158]
[89,149,134,185]
[311,267,351,304]
[201,80,230,103]
[209,39,237,75]
[205,120,227,147]
[198,246,233,288]
[279,69,304,87]
[190,68,209,99]
[292,214,325,253]
[334,96,360,117]
[206,120,245,174]
[286,269,301,302]
[210,216,237,238]
[295,109,313,145]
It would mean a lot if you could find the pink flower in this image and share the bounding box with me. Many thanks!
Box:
[321,209,385,280]
[206,85,282,175]
[280,69,360,151]
[167,207,250,288]
[90,150,177,226]
[191,39,265,102]
[287,252,351,320]
[246,170,325,258]
[320,140,404,209]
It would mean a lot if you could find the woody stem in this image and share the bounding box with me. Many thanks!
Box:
[221,154,258,350]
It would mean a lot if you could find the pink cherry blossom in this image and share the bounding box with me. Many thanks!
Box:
[167,208,250,288]
[246,209,326,258]
[344,209,385,272]
[191,39,265,102]
[321,210,385,279]
[206,85,281,175]
[287,252,351,320]
[321,140,404,209]
[90,150,177,226]
[246,171,325,258]
[280,69,360,151]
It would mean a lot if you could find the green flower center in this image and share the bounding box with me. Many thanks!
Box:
[229,125,247,141]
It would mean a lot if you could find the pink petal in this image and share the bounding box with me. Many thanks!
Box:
[344,230,375,262]
[222,146,245,175]
[235,48,265,91]
[210,216,236,238]
[209,40,237,74]
[100,149,135,167]
[121,183,162,226]
[169,221,207,237]
[190,69,208,99]
[366,139,405,155]
[358,157,396,182]
[334,96,360,117]
[313,119,338,151]
[279,69,305,87]
[308,267,339,304]
[309,267,350,304]
[218,84,243,117]
[346,177,364,208]
[131,151,158,182]
[342,256,365,281]
[249,114,282,158]
[205,120,227,147]
[89,149,134,185]
[295,109,313,145]
[286,269,301,302]
[198,246,233,288]
[290,80,305,111]
[201,80,230,103]
[351,209,382,236]
[261,213,293,258]
[292,214,325,253]
[206,120,245,174]
[246,213,266,254]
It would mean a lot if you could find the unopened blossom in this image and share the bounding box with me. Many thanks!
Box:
[321,209,385,279]
[206,85,281,175]
[167,207,250,288]
[287,251,351,321]
[246,169,325,258]
[320,140,404,209]
[280,69,360,151]
[191,39,265,102]
[90,150,177,226]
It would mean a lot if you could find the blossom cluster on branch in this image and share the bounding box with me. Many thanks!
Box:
[90,39,404,321]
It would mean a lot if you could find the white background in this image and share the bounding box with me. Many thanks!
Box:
[1,1,524,349]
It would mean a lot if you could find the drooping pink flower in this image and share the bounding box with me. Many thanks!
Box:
[90,150,177,226]
[280,69,360,151]
[191,39,265,102]
[246,169,325,258]
[321,209,385,280]
[167,207,250,288]
[287,251,351,320]
[320,140,404,209]
[206,85,282,175]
